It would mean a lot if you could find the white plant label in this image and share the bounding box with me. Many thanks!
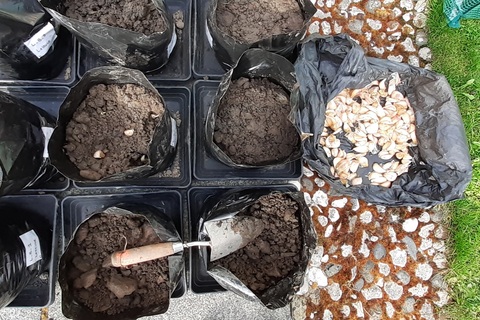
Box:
[167,30,177,58]
[24,22,57,59]
[19,230,42,267]
[205,22,214,48]
[170,118,178,147]
[42,127,54,158]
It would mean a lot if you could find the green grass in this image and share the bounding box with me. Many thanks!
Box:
[427,0,480,319]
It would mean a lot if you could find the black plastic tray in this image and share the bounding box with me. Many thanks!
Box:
[61,191,186,298]
[0,38,76,86]
[188,185,298,293]
[193,80,303,180]
[72,85,191,188]
[77,0,192,81]
[2,195,59,307]
[0,86,70,192]
[192,0,225,79]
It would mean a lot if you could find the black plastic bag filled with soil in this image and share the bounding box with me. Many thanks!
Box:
[0,91,57,196]
[207,0,316,69]
[59,205,184,320]
[0,204,52,308]
[293,34,472,207]
[48,66,177,182]
[205,49,303,168]
[198,189,316,309]
[0,0,71,80]
[40,0,175,72]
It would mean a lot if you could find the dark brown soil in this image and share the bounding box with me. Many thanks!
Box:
[213,193,302,294]
[66,213,169,315]
[64,84,164,180]
[216,0,304,43]
[64,0,167,35]
[213,77,299,166]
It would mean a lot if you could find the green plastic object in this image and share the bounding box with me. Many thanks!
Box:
[444,0,480,27]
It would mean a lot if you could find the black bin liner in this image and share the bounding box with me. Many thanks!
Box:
[293,34,472,207]
[0,0,71,80]
[41,0,176,72]
[0,204,52,308]
[48,66,177,182]
[198,188,317,309]
[205,49,303,168]
[59,204,184,320]
[0,91,56,196]
[206,0,316,69]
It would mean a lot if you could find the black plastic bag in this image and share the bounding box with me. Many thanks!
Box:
[0,91,56,196]
[0,0,71,80]
[198,188,317,309]
[0,204,52,308]
[205,49,303,168]
[206,0,316,69]
[48,66,177,182]
[59,204,184,320]
[41,0,175,72]
[293,34,472,207]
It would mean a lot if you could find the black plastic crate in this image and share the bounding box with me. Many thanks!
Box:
[0,86,70,192]
[61,191,186,298]
[188,185,298,293]
[0,38,76,86]
[193,80,303,181]
[2,195,59,307]
[192,0,225,79]
[72,85,191,189]
[77,0,192,81]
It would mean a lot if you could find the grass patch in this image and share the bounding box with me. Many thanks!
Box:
[427,0,480,319]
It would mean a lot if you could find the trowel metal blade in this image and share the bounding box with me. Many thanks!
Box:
[205,216,265,261]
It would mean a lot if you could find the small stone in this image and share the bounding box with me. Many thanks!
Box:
[401,37,416,52]
[378,263,390,276]
[402,24,415,35]
[314,177,325,187]
[431,274,447,289]
[373,243,386,260]
[415,30,428,46]
[310,246,324,267]
[328,208,340,222]
[318,216,328,227]
[325,264,343,278]
[420,223,435,238]
[415,0,427,12]
[348,19,364,34]
[424,63,433,70]
[408,283,429,297]
[418,211,431,223]
[433,240,446,252]
[385,302,395,318]
[392,7,402,17]
[376,205,386,213]
[326,282,342,301]
[402,236,418,260]
[415,263,433,281]
[313,189,329,207]
[402,218,419,232]
[403,12,412,22]
[328,244,338,254]
[361,285,383,300]
[302,178,314,192]
[323,309,333,320]
[367,19,382,30]
[413,13,427,28]
[321,21,332,35]
[350,6,365,16]
[396,270,411,285]
[313,9,332,20]
[341,244,353,257]
[435,290,449,307]
[420,238,433,251]
[334,21,343,34]
[351,198,360,211]
[419,47,432,61]
[402,297,415,313]
[433,253,447,268]
[303,166,314,177]
[384,281,403,300]
[321,254,329,263]
[388,33,402,42]
[360,210,373,224]
[371,46,385,56]
[366,0,381,13]
[359,242,370,258]
[386,21,400,32]
[408,55,420,67]
[376,278,384,288]
[325,0,335,7]
[325,225,333,238]
[363,260,375,272]
[388,226,398,242]
[365,31,372,42]
[341,305,351,317]
[420,302,435,320]
[351,266,357,281]
[349,216,358,232]
[400,0,414,10]
[308,268,328,287]
[352,301,365,318]
[354,278,365,291]
[332,198,348,208]
[435,226,448,239]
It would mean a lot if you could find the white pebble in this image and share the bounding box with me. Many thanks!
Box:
[415,0,427,12]
[378,263,391,276]
[303,166,314,177]
[332,198,348,208]
[318,215,328,227]
[408,283,429,297]
[359,242,370,258]
[325,225,333,238]
[385,302,395,318]
[314,177,325,187]
[367,19,382,30]
[321,254,329,263]
[433,253,447,269]
[433,241,446,252]
[403,12,412,21]
[376,205,386,213]
[400,0,414,10]
[321,21,332,35]
[418,211,431,223]
[327,282,343,301]
[435,290,449,307]
[389,247,407,267]
[352,301,365,318]
[351,198,360,211]
[420,238,433,251]
[420,302,435,320]
[402,218,419,232]
[388,54,404,63]
[388,226,398,242]
[328,208,340,222]
[415,263,433,281]
[314,9,332,19]
[325,0,335,7]
[334,21,343,34]
[360,211,373,224]
[401,37,416,52]
[370,236,379,242]
[349,6,365,16]
[308,267,328,287]
[351,266,357,282]
[323,309,333,320]
[408,55,420,67]
[313,189,329,207]
[310,246,324,267]
[341,305,351,317]
[341,244,353,257]
[419,47,432,61]
[361,285,383,300]
[419,224,435,238]
[384,281,403,300]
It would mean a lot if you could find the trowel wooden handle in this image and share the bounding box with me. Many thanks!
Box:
[107,242,183,268]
